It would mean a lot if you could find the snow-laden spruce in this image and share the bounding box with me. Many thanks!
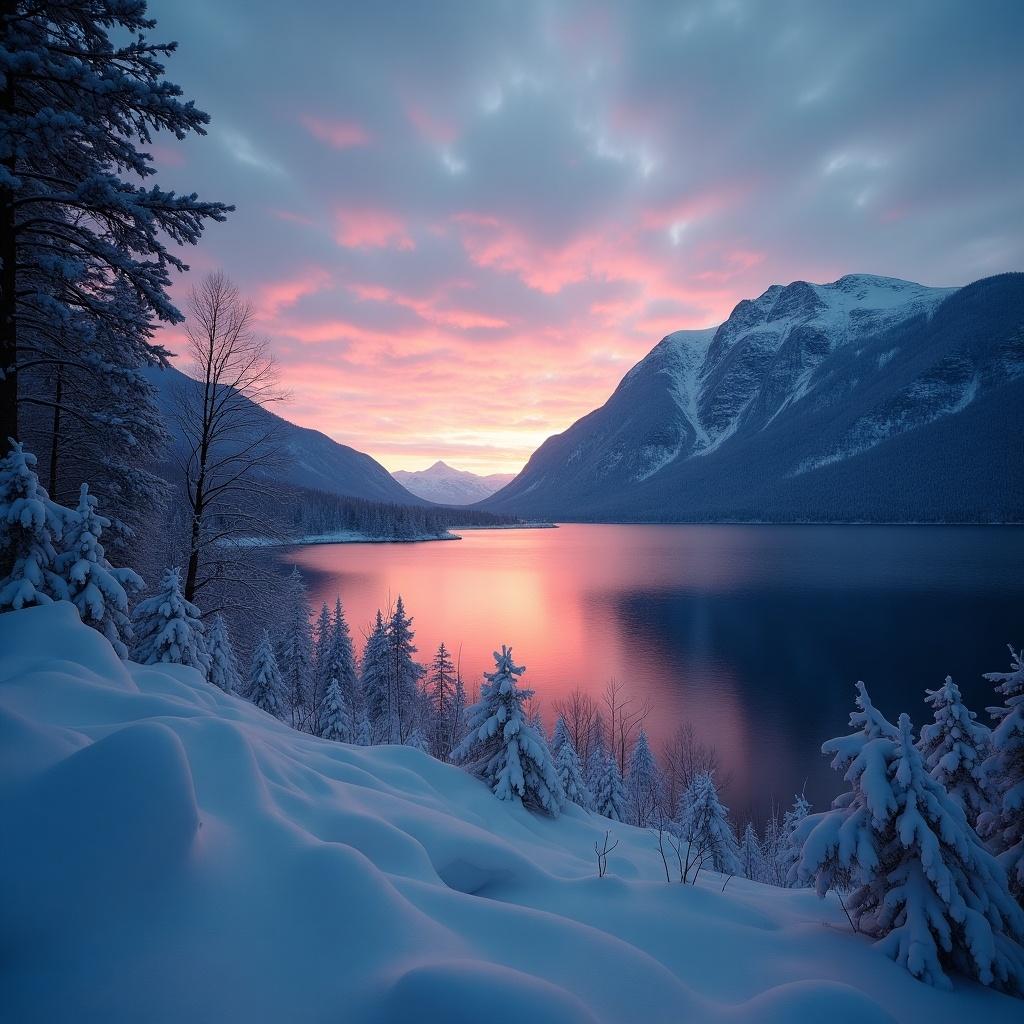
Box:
[426,641,459,760]
[388,596,425,744]
[0,442,68,611]
[592,748,627,822]
[361,611,391,743]
[321,677,353,743]
[919,675,992,821]
[131,567,209,673]
[205,614,241,693]
[739,822,767,881]
[776,792,812,887]
[276,567,313,729]
[794,681,1024,992]
[452,646,564,816]
[555,738,595,810]
[626,729,661,828]
[675,771,741,879]
[248,630,284,719]
[313,599,358,730]
[54,484,143,658]
[980,646,1024,901]
[550,716,573,756]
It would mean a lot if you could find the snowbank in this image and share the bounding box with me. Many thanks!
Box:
[1,604,1019,1023]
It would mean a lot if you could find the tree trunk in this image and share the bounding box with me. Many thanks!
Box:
[48,365,63,496]
[0,6,17,454]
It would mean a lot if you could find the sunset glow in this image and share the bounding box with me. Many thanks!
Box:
[154,1,1024,474]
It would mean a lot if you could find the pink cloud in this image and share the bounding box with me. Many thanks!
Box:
[404,100,458,145]
[300,114,370,150]
[334,208,415,250]
[255,267,332,319]
[349,281,509,330]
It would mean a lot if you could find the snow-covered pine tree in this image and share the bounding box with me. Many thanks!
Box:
[0,442,68,610]
[248,630,284,719]
[353,703,372,746]
[53,483,143,657]
[550,716,573,756]
[452,645,564,816]
[739,822,766,881]
[130,567,209,672]
[592,748,627,823]
[794,682,1024,992]
[405,727,430,753]
[980,646,1024,902]
[586,718,609,795]
[321,677,353,743]
[555,739,594,810]
[361,610,392,743]
[426,641,457,760]
[388,596,425,743]
[276,567,313,730]
[205,613,241,693]
[313,598,358,731]
[0,1,229,457]
[675,772,741,879]
[775,792,812,888]
[626,729,661,828]
[760,807,786,887]
[919,675,992,823]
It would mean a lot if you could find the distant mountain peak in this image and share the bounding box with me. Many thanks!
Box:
[392,461,516,505]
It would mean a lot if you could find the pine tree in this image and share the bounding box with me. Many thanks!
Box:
[626,729,661,828]
[313,597,358,732]
[276,567,313,730]
[919,675,992,822]
[452,645,564,816]
[586,720,609,795]
[739,822,766,881]
[0,442,68,610]
[353,704,371,746]
[388,596,425,743]
[761,808,786,887]
[405,727,430,753]
[794,682,1024,992]
[980,646,1024,902]
[592,749,627,823]
[248,630,284,719]
[675,772,741,879]
[426,641,457,759]
[0,1,230,456]
[555,739,594,810]
[361,610,391,743]
[550,716,573,756]
[777,792,812,887]
[130,566,208,672]
[205,613,241,693]
[321,677,352,743]
[53,483,143,657]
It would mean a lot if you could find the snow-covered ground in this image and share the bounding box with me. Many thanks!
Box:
[1,604,1019,1024]
[234,529,460,547]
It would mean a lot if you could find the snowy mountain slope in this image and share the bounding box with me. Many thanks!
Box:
[484,274,1024,521]
[143,364,429,505]
[392,460,516,504]
[2,604,1021,1023]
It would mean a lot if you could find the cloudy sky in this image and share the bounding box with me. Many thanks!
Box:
[150,0,1024,474]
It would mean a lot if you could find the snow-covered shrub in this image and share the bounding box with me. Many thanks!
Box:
[205,613,241,693]
[980,646,1024,902]
[131,567,209,673]
[54,484,143,658]
[919,675,991,821]
[777,792,812,887]
[452,645,564,816]
[0,442,68,611]
[795,681,1024,992]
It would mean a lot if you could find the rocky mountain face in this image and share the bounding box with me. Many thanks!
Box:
[483,273,1024,522]
[392,461,516,505]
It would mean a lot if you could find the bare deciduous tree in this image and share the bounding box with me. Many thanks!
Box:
[603,678,652,775]
[660,723,727,819]
[174,271,286,606]
[594,830,618,878]
[552,688,599,762]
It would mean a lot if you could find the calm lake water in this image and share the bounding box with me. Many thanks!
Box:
[278,524,1024,819]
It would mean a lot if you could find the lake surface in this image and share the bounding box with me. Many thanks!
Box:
[278,524,1024,820]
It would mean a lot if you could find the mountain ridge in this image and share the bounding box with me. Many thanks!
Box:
[392,460,516,505]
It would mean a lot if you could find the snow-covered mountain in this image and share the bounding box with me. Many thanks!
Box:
[4,604,1021,1023]
[484,273,1024,522]
[143,364,428,505]
[392,460,516,505]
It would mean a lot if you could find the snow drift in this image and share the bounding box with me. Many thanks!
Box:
[1,604,1019,1023]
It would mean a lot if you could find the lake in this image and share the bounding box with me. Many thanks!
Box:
[277,524,1024,820]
